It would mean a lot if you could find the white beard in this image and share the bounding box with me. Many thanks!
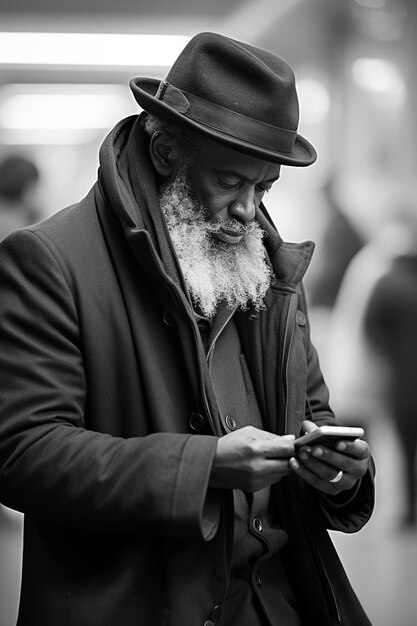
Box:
[159,170,274,318]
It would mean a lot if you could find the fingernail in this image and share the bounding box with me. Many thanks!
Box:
[289,457,299,470]
[336,441,347,451]
[313,447,323,457]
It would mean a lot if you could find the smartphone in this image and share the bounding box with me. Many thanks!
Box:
[294,425,364,449]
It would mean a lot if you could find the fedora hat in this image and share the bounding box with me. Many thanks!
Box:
[130,32,316,166]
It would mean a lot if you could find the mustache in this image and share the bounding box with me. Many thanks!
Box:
[206,218,256,236]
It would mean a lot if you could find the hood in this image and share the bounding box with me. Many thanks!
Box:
[96,113,184,288]
[97,113,155,231]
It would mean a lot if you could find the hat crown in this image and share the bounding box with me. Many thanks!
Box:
[129,31,316,165]
[166,32,300,133]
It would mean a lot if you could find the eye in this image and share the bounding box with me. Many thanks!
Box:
[217,177,240,189]
[255,184,271,194]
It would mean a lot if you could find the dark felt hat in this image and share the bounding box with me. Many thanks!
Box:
[130,32,316,167]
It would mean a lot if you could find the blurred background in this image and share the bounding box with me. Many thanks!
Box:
[1,0,417,624]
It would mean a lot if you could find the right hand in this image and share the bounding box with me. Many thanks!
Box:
[209,425,295,492]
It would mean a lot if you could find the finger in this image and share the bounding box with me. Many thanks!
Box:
[263,459,293,474]
[301,420,319,434]
[310,443,370,474]
[242,459,292,492]
[289,456,346,494]
[239,425,281,441]
[335,438,370,459]
[296,449,347,481]
[259,439,295,459]
[259,459,293,485]
[298,445,368,480]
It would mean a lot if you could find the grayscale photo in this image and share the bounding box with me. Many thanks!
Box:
[0,1,416,625]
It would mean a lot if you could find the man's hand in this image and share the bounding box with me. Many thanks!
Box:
[209,425,295,492]
[289,438,371,495]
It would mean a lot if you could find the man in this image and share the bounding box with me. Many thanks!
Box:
[0,154,41,626]
[0,154,41,240]
[0,32,374,626]
[364,209,417,529]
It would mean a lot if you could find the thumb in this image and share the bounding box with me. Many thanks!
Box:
[301,420,318,434]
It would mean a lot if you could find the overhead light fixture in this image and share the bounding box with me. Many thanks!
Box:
[0,83,136,145]
[0,129,104,145]
[1,94,128,129]
[354,0,386,8]
[0,32,190,67]
[352,57,406,105]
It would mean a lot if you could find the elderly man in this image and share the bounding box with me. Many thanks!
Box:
[0,33,373,626]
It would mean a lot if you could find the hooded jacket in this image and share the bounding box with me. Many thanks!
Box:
[0,116,374,626]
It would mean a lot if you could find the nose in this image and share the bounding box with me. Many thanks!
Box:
[229,188,256,223]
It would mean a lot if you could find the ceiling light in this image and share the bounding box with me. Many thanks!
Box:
[354,0,386,8]
[352,57,406,105]
[0,129,104,145]
[0,32,190,67]
[0,84,135,130]
[1,94,129,129]
[0,83,137,144]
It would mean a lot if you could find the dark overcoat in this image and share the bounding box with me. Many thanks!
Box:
[0,117,374,626]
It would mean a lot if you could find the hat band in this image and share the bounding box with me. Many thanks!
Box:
[155,80,297,154]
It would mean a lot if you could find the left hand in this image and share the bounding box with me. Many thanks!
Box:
[288,437,371,495]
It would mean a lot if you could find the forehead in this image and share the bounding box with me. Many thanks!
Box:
[190,137,281,181]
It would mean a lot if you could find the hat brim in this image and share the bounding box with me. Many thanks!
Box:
[130,77,317,167]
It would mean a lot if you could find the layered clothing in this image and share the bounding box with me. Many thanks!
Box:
[0,115,374,626]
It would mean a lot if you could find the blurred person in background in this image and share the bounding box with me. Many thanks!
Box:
[321,226,391,439]
[304,172,366,392]
[308,172,365,312]
[0,153,41,626]
[0,33,374,626]
[364,202,417,529]
[0,154,41,241]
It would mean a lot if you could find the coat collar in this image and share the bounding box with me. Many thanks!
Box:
[257,204,315,290]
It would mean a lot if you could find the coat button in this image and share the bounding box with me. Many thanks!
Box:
[225,414,237,430]
[296,310,306,326]
[189,412,205,432]
[203,621,214,626]
[211,604,222,621]
[252,517,263,532]
[255,574,262,587]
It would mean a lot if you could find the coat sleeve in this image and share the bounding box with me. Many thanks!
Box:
[300,286,376,531]
[0,229,220,539]
[318,463,375,533]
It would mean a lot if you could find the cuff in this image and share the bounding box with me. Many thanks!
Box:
[172,435,221,541]
[320,467,375,533]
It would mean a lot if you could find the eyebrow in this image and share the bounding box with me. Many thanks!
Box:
[214,169,280,184]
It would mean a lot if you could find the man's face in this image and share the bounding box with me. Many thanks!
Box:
[171,139,281,245]
[159,138,280,317]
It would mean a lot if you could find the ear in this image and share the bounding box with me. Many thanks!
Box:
[149,132,176,177]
